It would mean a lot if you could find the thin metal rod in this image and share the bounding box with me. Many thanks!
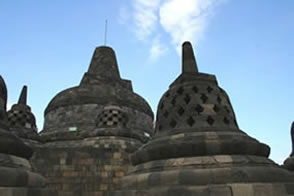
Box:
[104,20,108,46]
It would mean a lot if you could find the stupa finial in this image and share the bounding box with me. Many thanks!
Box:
[182,41,198,74]
[0,75,7,109]
[18,85,27,105]
[87,46,121,79]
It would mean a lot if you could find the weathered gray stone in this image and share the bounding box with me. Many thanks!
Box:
[283,122,294,171]
[0,76,52,195]
[109,42,294,196]
[41,46,153,143]
[7,86,40,142]
[3,42,294,196]
[28,46,154,196]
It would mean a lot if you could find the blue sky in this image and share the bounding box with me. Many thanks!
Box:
[0,0,293,164]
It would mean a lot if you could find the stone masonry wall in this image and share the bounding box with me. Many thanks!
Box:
[30,136,142,196]
[43,104,153,136]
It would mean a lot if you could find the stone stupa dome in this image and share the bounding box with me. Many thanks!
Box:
[41,46,154,142]
[110,42,294,196]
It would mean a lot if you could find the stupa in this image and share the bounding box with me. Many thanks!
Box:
[0,76,52,196]
[7,85,41,144]
[30,46,154,196]
[109,42,294,196]
[283,122,294,171]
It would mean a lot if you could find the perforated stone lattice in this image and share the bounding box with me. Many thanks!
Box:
[156,84,237,131]
[7,110,36,129]
[97,108,128,128]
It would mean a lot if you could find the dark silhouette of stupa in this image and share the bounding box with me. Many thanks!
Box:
[31,46,153,196]
[7,85,40,142]
[2,42,294,196]
[109,42,294,196]
[0,76,53,196]
[283,122,294,171]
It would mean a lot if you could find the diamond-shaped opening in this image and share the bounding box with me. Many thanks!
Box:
[177,107,185,116]
[169,119,177,128]
[177,87,184,95]
[184,94,191,104]
[207,116,214,125]
[195,104,204,114]
[163,111,169,118]
[187,116,195,127]
[213,105,220,113]
[200,94,208,103]
[223,117,230,125]
[224,106,231,114]
[192,86,198,93]
[207,86,213,93]
[217,96,222,104]
[171,97,177,106]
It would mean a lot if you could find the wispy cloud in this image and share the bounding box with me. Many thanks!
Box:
[160,0,222,53]
[119,0,224,60]
[118,6,131,25]
[149,35,168,61]
[133,0,161,40]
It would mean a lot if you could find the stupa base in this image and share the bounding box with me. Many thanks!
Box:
[109,183,294,196]
[109,155,294,196]
[0,187,54,196]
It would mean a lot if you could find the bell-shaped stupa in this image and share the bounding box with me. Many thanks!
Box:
[31,46,154,196]
[0,75,52,196]
[41,46,153,141]
[110,42,294,196]
[7,85,40,142]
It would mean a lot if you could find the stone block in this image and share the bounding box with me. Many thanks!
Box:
[231,184,254,196]
[214,155,233,164]
[148,172,161,187]
[209,185,232,196]
[253,183,287,196]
